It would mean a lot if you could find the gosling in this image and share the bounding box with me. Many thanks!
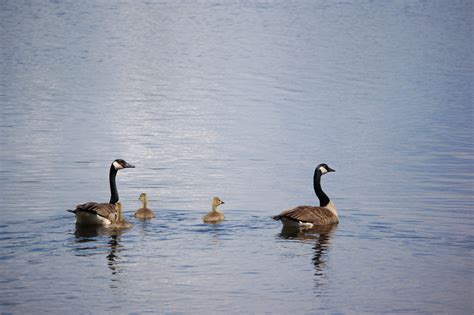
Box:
[202,197,225,223]
[110,202,133,229]
[133,193,155,219]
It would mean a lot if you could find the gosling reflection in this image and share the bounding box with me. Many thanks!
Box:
[279,224,337,277]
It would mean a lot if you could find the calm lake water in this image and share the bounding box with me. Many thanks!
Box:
[1,0,473,314]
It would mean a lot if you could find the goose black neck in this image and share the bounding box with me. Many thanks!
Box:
[109,165,119,204]
[313,170,330,207]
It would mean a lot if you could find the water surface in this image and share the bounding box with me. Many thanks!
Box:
[0,1,473,314]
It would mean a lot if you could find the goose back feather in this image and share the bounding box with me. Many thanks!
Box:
[273,205,338,226]
[69,202,118,225]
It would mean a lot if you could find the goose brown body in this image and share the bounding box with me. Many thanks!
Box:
[273,205,339,226]
[68,159,135,225]
[273,163,338,229]
[71,202,118,225]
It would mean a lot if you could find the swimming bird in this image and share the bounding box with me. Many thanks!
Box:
[202,197,225,223]
[273,163,338,229]
[68,159,135,225]
[109,202,133,229]
[133,193,155,219]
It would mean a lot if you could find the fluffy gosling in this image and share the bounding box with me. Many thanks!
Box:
[110,202,133,229]
[133,193,155,220]
[202,197,225,223]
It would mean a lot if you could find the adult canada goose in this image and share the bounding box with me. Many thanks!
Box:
[133,193,155,219]
[68,159,135,225]
[273,163,338,229]
[110,202,133,229]
[202,197,225,223]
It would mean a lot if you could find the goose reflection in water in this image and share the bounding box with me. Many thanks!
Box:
[279,224,337,278]
[73,224,130,276]
[106,234,121,276]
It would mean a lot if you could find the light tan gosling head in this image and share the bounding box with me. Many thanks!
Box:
[212,197,225,209]
[138,192,147,202]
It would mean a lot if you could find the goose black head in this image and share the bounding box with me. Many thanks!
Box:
[112,159,135,170]
[317,163,335,175]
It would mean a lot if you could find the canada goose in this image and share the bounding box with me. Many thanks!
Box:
[273,163,338,229]
[68,159,135,225]
[133,193,155,219]
[202,197,225,223]
[109,202,133,229]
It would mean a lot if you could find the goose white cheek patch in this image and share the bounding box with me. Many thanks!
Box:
[113,161,123,169]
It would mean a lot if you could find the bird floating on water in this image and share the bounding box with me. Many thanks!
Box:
[109,202,133,229]
[273,163,338,229]
[68,159,135,225]
[133,193,155,219]
[202,197,225,223]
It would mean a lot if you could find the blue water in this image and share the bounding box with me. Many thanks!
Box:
[0,1,473,313]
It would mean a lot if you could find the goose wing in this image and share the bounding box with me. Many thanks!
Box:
[273,206,338,225]
[72,202,118,222]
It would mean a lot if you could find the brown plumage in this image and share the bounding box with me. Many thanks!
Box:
[71,202,118,223]
[273,163,338,229]
[68,159,135,225]
[273,206,339,226]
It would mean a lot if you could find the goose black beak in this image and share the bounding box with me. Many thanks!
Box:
[220,201,225,205]
[125,162,135,168]
[327,166,335,172]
